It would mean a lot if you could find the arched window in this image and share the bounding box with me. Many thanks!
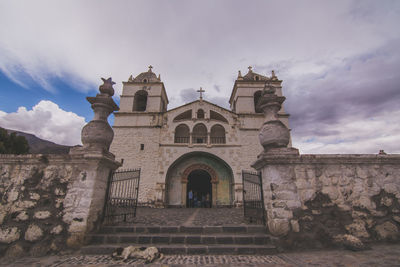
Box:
[133,90,148,111]
[173,110,192,122]
[255,76,259,81]
[192,124,207,144]
[197,109,204,119]
[210,125,226,144]
[210,110,228,123]
[254,90,263,113]
[174,124,190,143]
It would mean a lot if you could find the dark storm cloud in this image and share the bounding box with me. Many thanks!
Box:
[284,39,400,138]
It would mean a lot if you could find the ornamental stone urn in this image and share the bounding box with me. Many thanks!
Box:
[80,78,119,153]
[257,83,291,151]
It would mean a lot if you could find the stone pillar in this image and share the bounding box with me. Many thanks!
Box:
[252,82,300,237]
[234,183,243,207]
[66,78,121,248]
[181,178,187,207]
[155,182,165,208]
[212,181,218,207]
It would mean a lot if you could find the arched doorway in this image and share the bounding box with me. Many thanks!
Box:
[165,152,233,207]
[186,169,212,208]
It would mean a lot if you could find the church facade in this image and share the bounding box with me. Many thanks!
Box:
[110,66,292,207]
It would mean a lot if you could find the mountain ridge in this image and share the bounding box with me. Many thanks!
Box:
[5,128,73,154]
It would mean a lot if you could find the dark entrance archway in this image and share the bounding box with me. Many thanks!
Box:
[186,169,212,208]
[165,152,233,207]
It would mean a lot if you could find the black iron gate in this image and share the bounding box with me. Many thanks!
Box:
[103,168,140,224]
[242,170,266,225]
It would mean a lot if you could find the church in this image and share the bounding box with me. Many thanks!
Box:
[110,66,293,207]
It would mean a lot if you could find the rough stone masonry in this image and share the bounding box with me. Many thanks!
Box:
[0,78,120,258]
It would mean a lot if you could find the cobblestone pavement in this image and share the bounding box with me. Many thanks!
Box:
[2,244,400,266]
[131,207,250,226]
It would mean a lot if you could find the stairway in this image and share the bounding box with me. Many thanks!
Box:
[81,225,277,255]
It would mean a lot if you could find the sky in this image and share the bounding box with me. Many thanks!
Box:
[0,0,399,153]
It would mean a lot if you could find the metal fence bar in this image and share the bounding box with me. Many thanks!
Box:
[242,170,266,225]
[103,168,141,225]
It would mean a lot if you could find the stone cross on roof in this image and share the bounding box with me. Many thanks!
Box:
[148,65,153,72]
[197,87,205,100]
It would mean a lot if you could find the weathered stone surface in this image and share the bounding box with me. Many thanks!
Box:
[15,211,29,221]
[375,221,399,240]
[0,212,5,225]
[333,234,367,251]
[29,192,40,201]
[50,225,63,235]
[268,219,290,236]
[7,188,19,202]
[11,200,36,213]
[4,243,25,259]
[345,221,370,238]
[393,216,400,223]
[291,219,300,232]
[55,198,63,209]
[273,208,293,219]
[25,224,43,242]
[381,196,393,207]
[34,211,51,220]
[0,227,20,243]
[55,188,65,196]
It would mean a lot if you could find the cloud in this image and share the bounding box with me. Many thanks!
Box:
[0,1,400,153]
[1,0,399,105]
[179,88,197,103]
[0,100,86,146]
[292,109,400,154]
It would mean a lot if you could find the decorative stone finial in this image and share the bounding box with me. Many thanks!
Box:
[257,82,290,151]
[158,74,161,81]
[99,77,115,96]
[248,66,253,72]
[263,82,276,95]
[128,75,133,82]
[148,65,153,72]
[271,70,277,80]
[79,77,120,155]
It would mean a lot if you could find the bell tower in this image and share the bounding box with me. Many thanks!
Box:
[115,66,169,127]
[119,65,168,113]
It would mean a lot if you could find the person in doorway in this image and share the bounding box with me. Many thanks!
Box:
[188,190,193,208]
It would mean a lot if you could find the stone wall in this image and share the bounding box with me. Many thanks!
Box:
[0,153,118,258]
[253,154,400,249]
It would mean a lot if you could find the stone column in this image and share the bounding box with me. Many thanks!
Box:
[181,178,188,207]
[252,82,300,237]
[155,182,165,208]
[66,78,121,248]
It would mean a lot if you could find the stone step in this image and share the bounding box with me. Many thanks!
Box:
[98,225,267,234]
[89,233,271,245]
[81,244,277,255]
